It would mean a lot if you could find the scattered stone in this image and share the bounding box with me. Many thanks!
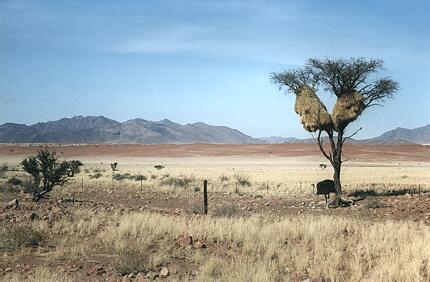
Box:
[6,199,18,209]
[28,212,39,221]
[5,267,12,273]
[160,267,169,277]
[87,266,106,276]
[144,272,157,280]
[177,235,193,247]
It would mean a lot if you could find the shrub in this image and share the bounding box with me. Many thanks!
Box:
[0,224,45,251]
[7,177,23,186]
[161,175,195,188]
[113,173,134,181]
[21,150,83,201]
[114,247,149,275]
[89,172,103,179]
[135,175,147,182]
[219,175,230,182]
[233,173,251,187]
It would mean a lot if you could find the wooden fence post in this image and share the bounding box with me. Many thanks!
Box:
[203,179,208,215]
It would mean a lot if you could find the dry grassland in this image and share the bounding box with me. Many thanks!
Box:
[1,146,430,281]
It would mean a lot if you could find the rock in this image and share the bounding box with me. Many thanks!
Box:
[135,273,149,282]
[28,212,39,221]
[160,267,169,277]
[87,266,106,276]
[51,206,61,214]
[5,267,12,273]
[144,271,158,280]
[122,276,131,282]
[6,199,18,209]
[177,235,193,247]
[194,241,207,249]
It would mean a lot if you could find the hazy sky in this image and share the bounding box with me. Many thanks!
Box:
[0,0,429,139]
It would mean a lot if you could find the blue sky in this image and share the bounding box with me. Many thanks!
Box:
[0,0,429,139]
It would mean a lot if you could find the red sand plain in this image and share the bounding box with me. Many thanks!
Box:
[0,143,429,161]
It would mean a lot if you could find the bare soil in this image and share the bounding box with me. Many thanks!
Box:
[1,143,429,161]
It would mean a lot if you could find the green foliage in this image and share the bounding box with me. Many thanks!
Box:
[135,175,147,182]
[21,149,83,201]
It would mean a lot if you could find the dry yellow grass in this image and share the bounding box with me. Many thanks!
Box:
[94,211,430,281]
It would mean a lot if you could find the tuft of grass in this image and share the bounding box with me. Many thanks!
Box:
[0,224,45,251]
[219,175,230,182]
[234,173,251,187]
[113,246,149,275]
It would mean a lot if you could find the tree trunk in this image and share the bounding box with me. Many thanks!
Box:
[332,158,342,207]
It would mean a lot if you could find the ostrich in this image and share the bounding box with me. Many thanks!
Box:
[311,179,336,203]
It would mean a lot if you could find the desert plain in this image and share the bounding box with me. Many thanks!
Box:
[1,143,430,281]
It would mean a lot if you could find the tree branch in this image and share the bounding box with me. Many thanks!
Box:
[342,127,363,145]
[316,130,332,162]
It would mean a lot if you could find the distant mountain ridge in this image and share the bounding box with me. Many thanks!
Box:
[0,116,258,144]
[259,124,430,145]
[0,116,428,145]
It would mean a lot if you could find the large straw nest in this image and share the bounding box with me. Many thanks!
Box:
[332,90,365,131]
[294,86,333,132]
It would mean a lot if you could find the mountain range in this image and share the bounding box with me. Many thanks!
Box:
[0,116,257,144]
[0,116,428,145]
[259,124,430,145]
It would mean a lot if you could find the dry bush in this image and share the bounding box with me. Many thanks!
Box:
[114,245,150,275]
[234,173,251,187]
[160,174,196,188]
[0,223,45,251]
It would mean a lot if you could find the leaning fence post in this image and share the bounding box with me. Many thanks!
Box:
[203,179,208,215]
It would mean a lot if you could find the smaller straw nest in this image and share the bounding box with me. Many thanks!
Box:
[294,86,333,132]
[332,90,365,131]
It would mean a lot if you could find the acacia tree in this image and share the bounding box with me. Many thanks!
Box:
[22,149,83,201]
[272,58,398,207]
